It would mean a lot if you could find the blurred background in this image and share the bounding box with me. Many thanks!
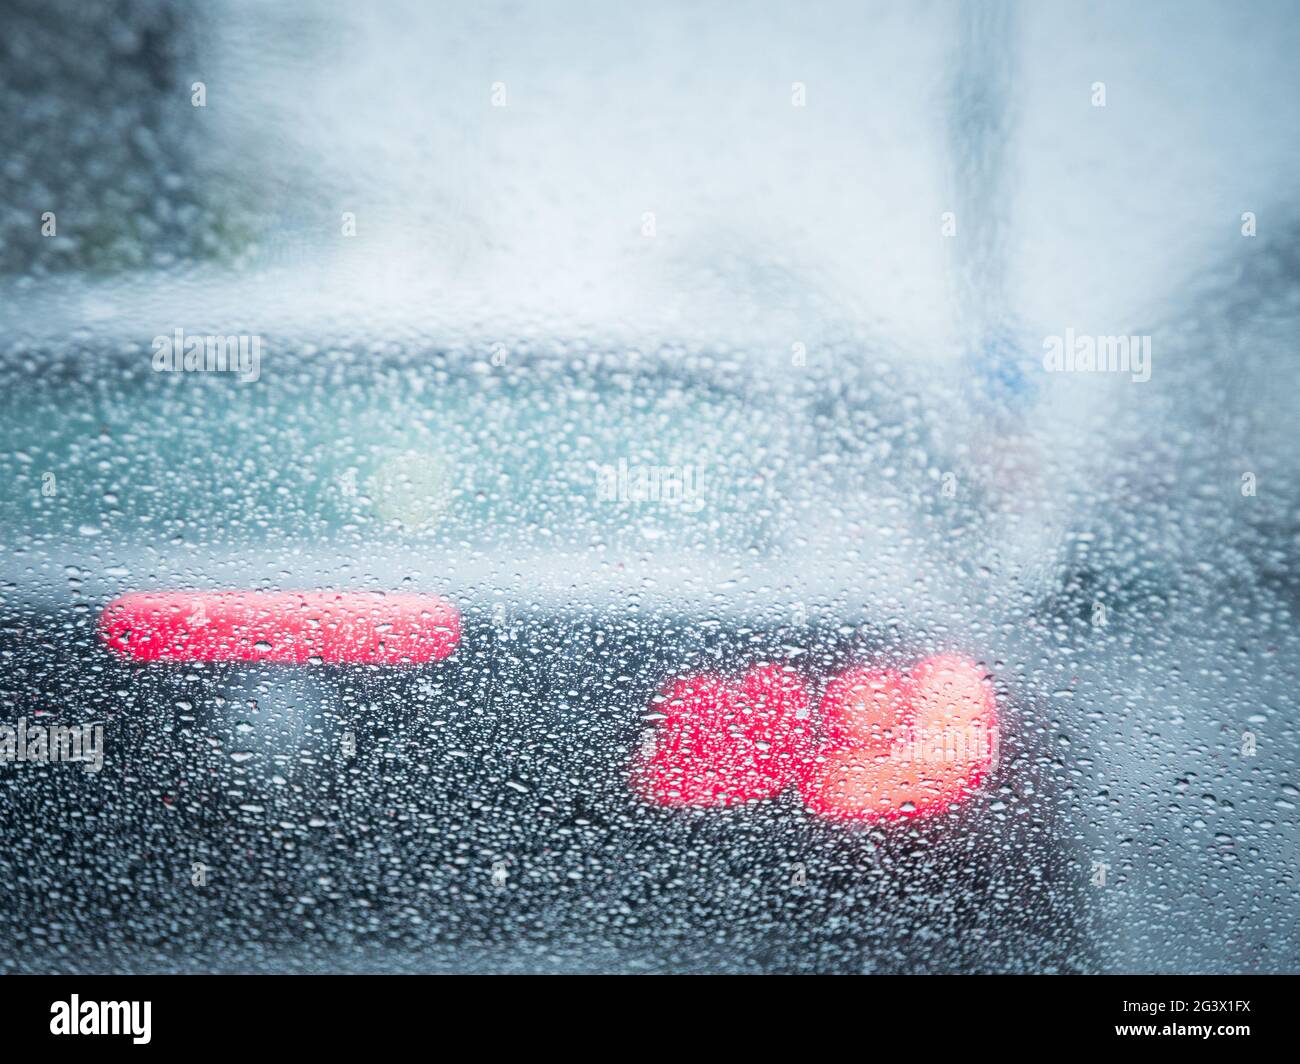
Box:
[4,0,1298,344]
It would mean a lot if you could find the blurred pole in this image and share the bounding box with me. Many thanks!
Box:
[946,0,1036,418]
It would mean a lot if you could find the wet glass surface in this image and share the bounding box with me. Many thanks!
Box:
[1,0,1297,973]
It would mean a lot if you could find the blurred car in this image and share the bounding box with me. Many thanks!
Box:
[0,333,1096,972]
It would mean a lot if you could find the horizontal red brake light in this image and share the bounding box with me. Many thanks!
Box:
[100,592,460,665]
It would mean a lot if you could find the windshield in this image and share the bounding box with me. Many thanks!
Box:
[0,358,788,553]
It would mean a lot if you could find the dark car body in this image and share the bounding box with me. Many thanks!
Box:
[0,335,1095,974]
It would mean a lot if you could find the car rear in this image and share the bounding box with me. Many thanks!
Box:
[0,334,1093,973]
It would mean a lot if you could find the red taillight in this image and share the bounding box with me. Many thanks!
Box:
[99,591,460,665]
[800,654,998,820]
[630,664,815,808]
[634,654,998,821]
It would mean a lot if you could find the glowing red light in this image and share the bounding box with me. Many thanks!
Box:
[99,591,461,665]
[799,654,998,820]
[632,653,998,821]
[630,664,815,808]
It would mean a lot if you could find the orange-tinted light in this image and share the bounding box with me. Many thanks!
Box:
[799,654,998,820]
